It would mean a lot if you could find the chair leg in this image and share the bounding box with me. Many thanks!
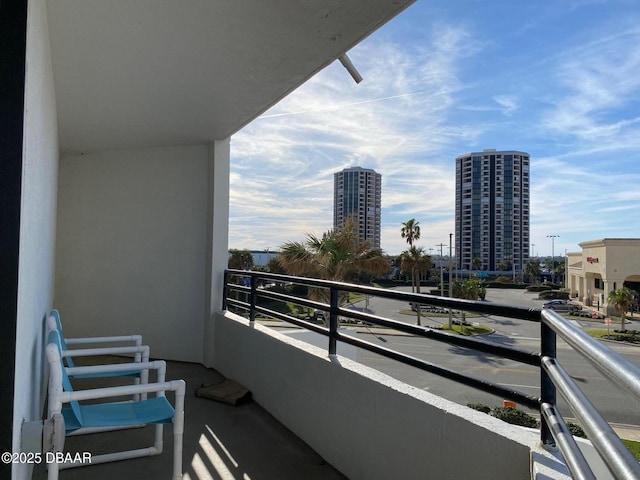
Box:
[154,423,164,453]
[47,462,60,480]
[172,382,186,480]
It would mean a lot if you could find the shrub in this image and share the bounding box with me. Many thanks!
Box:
[538,290,570,300]
[567,422,586,438]
[490,406,539,428]
[470,403,587,438]
[495,276,512,283]
[526,285,552,292]
[467,403,491,414]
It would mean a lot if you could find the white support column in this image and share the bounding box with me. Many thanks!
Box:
[203,139,230,367]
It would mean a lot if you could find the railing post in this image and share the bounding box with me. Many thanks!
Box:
[249,274,257,323]
[329,288,339,355]
[222,270,229,310]
[541,320,557,448]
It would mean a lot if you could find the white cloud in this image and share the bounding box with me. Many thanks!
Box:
[229,4,640,258]
[493,95,519,116]
[229,21,481,253]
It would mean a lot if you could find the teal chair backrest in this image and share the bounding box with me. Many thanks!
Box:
[47,330,83,426]
[48,310,75,368]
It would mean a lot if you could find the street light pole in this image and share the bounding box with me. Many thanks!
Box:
[547,235,559,283]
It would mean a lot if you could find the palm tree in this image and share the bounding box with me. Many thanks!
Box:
[471,257,482,273]
[401,219,421,247]
[276,219,391,317]
[524,259,540,284]
[608,287,635,332]
[400,246,433,326]
[400,219,421,292]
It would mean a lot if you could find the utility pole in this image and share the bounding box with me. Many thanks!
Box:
[449,233,453,329]
[448,233,453,297]
[436,243,447,296]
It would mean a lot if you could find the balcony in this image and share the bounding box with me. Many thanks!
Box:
[31,272,640,479]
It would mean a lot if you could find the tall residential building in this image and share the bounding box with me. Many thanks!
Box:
[333,166,382,249]
[455,149,530,273]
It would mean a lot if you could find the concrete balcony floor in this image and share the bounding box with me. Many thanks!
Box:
[34,360,346,480]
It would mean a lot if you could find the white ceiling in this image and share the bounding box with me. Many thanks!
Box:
[47,0,415,153]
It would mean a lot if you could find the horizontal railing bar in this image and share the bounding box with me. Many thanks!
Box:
[225,297,249,310]
[542,356,640,479]
[256,288,328,312]
[336,330,540,409]
[540,402,596,480]
[226,283,250,294]
[226,269,540,321]
[237,285,540,367]
[254,305,331,337]
[542,310,640,400]
[339,306,541,367]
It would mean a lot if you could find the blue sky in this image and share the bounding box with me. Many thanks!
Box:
[229,0,640,257]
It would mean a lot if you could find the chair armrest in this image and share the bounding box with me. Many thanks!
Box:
[58,379,186,404]
[65,334,143,347]
[65,360,165,379]
[62,344,150,360]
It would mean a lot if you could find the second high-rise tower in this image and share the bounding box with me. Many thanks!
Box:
[333,166,382,249]
[455,149,530,274]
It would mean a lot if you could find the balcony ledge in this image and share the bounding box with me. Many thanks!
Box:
[211,311,571,479]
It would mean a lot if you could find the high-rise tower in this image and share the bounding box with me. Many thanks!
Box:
[455,149,530,273]
[333,166,382,249]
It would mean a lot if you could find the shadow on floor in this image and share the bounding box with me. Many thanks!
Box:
[34,360,346,480]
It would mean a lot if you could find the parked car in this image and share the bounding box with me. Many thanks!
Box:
[542,299,582,314]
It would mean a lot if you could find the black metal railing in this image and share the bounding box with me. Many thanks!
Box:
[223,269,640,480]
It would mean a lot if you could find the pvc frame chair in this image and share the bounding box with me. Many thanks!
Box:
[46,330,185,480]
[48,309,146,365]
[47,311,150,402]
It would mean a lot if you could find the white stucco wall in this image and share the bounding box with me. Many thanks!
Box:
[212,312,554,480]
[14,0,59,478]
[55,145,211,362]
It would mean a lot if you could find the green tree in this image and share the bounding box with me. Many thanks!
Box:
[400,219,421,291]
[471,257,482,272]
[400,246,433,326]
[608,287,635,332]
[276,219,391,319]
[451,279,486,326]
[497,260,511,272]
[228,249,254,270]
[524,259,540,284]
[267,256,285,274]
[400,218,421,247]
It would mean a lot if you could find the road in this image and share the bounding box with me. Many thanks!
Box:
[347,287,640,426]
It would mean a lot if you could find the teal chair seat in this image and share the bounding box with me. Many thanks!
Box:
[62,396,174,432]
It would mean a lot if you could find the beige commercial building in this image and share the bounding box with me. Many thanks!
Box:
[567,238,640,315]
